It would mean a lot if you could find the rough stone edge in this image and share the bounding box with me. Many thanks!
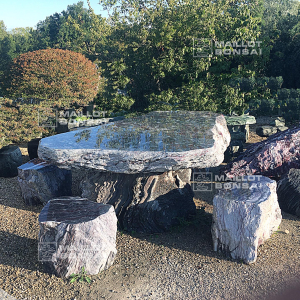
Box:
[38,114,231,174]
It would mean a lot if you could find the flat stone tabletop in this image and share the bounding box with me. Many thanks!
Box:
[225,115,256,126]
[38,111,230,174]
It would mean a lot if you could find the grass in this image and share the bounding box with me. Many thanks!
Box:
[69,266,91,284]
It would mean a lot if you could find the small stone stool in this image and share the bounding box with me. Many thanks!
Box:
[27,138,42,160]
[211,176,282,264]
[0,145,23,177]
[225,115,256,143]
[18,158,72,205]
[38,196,117,278]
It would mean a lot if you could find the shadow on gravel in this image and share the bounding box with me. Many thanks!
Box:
[0,231,40,272]
[0,177,44,213]
[127,208,228,261]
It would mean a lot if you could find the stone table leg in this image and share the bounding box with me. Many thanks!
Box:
[80,169,196,233]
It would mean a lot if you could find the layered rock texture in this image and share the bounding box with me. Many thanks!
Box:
[212,176,282,264]
[38,197,117,278]
[38,111,230,174]
[80,169,196,233]
[222,125,300,178]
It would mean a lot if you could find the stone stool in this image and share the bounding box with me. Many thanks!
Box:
[211,175,282,264]
[27,138,42,159]
[0,145,23,177]
[277,168,300,217]
[225,115,256,143]
[38,196,117,278]
[223,115,256,162]
[18,158,72,205]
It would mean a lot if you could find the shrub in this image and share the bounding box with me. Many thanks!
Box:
[5,49,100,108]
[277,88,290,100]
[254,98,277,116]
[289,89,299,98]
[281,98,300,121]
[0,98,51,148]
[256,77,269,89]
[239,77,256,93]
[267,76,283,91]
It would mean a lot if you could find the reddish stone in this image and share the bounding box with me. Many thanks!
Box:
[222,125,300,178]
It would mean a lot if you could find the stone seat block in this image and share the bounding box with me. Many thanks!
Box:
[0,145,23,177]
[212,176,282,264]
[38,196,117,278]
[18,158,72,205]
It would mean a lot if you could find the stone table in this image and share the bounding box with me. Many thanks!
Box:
[38,111,231,233]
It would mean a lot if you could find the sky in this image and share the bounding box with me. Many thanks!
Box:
[0,0,108,31]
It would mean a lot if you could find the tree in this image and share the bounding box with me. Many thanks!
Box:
[31,1,110,61]
[10,27,33,55]
[5,49,101,108]
[0,21,16,96]
[261,0,300,87]
[96,0,264,113]
[0,20,7,40]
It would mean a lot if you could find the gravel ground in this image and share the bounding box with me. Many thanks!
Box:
[1,119,300,300]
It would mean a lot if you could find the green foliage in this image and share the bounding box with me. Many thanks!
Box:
[0,23,36,96]
[226,76,284,115]
[69,266,91,284]
[267,76,283,91]
[31,1,110,62]
[5,49,100,108]
[0,98,51,148]
[3,0,300,116]
[239,77,256,93]
[263,0,300,88]
[280,98,300,121]
[0,23,15,95]
[277,88,291,100]
[97,0,263,113]
[289,88,299,98]
[252,98,277,116]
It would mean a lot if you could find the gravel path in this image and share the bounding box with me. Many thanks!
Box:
[1,122,300,300]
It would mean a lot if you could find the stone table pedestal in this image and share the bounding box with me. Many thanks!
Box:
[80,168,196,233]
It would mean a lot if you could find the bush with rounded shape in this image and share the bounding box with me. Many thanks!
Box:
[0,98,51,148]
[6,49,100,108]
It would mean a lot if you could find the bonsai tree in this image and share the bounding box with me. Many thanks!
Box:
[5,48,101,108]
